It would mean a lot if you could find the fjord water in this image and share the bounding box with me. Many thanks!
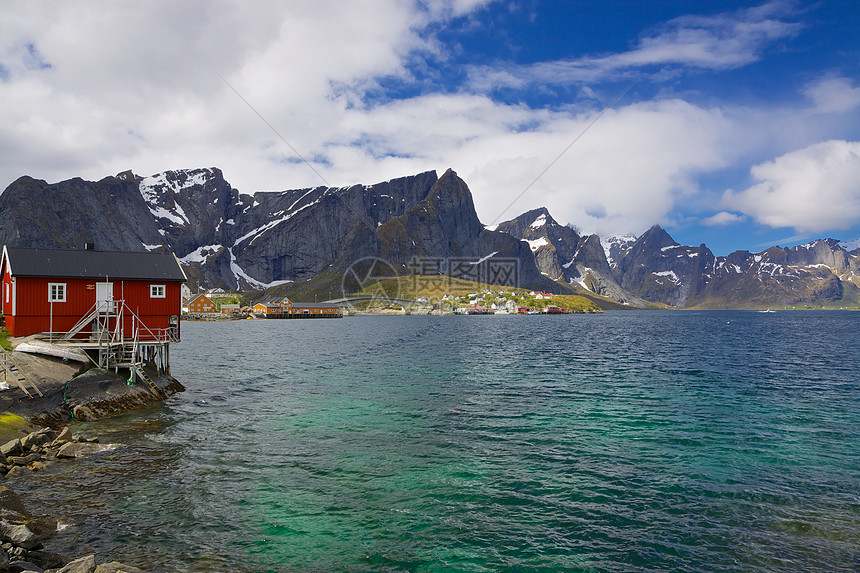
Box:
[23,312,860,571]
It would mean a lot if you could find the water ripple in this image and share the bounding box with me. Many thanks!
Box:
[15,312,860,572]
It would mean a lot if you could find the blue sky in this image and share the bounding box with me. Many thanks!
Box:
[1,0,859,255]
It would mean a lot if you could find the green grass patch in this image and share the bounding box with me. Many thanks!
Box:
[0,326,12,351]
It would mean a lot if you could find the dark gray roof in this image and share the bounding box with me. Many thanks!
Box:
[3,247,187,281]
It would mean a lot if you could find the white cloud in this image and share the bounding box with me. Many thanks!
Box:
[451,100,733,236]
[723,140,860,233]
[701,211,746,226]
[467,0,800,88]
[0,0,856,248]
[0,0,495,190]
[804,75,860,114]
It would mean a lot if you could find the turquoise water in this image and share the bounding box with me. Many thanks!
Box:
[16,312,860,572]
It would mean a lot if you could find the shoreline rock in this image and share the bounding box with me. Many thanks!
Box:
[0,351,185,571]
[0,429,143,572]
[0,352,184,429]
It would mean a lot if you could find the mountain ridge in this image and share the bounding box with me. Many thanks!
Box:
[1,167,858,309]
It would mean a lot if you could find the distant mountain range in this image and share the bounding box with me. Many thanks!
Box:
[1,167,858,309]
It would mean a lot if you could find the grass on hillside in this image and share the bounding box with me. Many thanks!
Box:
[353,275,602,312]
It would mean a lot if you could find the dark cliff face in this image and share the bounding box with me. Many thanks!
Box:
[231,171,440,286]
[0,175,164,252]
[613,225,716,307]
[494,208,645,305]
[340,169,561,292]
[138,167,247,255]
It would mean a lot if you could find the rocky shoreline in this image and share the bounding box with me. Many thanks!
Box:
[0,426,144,572]
[1,351,184,428]
[0,348,186,572]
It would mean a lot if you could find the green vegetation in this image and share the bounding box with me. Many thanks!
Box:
[0,326,12,351]
[0,412,36,444]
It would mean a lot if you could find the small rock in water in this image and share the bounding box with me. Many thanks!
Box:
[0,487,30,520]
[4,466,30,479]
[50,428,73,449]
[71,405,95,422]
[55,443,107,459]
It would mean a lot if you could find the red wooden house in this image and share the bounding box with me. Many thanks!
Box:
[1,245,186,341]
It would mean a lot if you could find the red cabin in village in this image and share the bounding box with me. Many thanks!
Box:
[1,245,186,341]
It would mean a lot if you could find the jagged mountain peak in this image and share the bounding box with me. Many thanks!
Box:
[139,167,225,196]
[494,206,566,238]
[637,224,678,249]
[525,207,558,230]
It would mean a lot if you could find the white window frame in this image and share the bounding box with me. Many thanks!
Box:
[48,282,66,303]
[150,284,166,298]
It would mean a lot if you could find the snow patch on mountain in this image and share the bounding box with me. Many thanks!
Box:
[525,237,549,251]
[228,247,292,290]
[653,270,680,284]
[530,213,547,229]
[139,170,214,226]
[602,234,636,266]
[470,251,499,265]
[179,244,223,265]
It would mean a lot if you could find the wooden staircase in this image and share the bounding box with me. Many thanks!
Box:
[0,348,43,399]
[134,367,163,397]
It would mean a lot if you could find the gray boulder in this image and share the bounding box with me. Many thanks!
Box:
[49,428,72,449]
[0,521,42,550]
[1,439,23,458]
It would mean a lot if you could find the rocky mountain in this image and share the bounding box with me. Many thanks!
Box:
[605,226,860,308]
[352,170,557,289]
[0,167,563,297]
[494,208,645,306]
[611,225,716,307]
[492,211,859,308]
[2,166,858,308]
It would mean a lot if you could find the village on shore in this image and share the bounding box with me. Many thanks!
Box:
[182,284,601,320]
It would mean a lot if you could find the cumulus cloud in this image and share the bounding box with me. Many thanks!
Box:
[0,0,494,190]
[458,100,733,236]
[0,0,855,245]
[723,140,860,233]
